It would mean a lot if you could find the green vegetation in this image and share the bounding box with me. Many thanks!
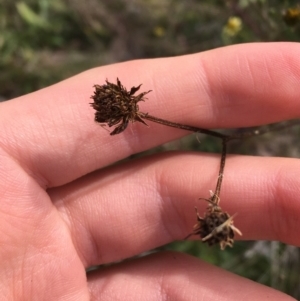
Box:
[1,0,300,298]
[1,0,300,99]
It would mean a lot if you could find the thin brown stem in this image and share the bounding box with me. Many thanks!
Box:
[139,112,227,139]
[211,138,227,204]
[140,112,300,143]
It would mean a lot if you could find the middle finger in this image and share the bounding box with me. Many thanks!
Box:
[49,152,300,267]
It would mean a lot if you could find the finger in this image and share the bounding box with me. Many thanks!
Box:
[87,251,295,301]
[1,43,299,187]
[49,152,300,266]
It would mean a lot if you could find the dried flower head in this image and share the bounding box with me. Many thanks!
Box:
[190,191,242,250]
[90,78,151,135]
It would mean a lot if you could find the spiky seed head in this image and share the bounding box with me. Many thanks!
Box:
[90,78,151,135]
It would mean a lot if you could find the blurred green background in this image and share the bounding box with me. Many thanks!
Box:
[1,0,300,298]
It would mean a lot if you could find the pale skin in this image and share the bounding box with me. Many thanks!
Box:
[0,42,300,300]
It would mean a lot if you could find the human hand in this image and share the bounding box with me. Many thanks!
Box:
[0,42,299,300]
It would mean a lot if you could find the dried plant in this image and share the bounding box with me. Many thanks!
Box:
[90,78,151,135]
[90,78,299,250]
[185,139,241,249]
[188,191,242,250]
[90,78,227,138]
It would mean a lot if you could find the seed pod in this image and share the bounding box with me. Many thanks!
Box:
[186,192,242,250]
[90,78,151,135]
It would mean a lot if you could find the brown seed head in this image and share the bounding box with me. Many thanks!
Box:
[191,193,242,250]
[90,78,151,135]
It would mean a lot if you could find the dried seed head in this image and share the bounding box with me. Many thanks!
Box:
[189,192,242,250]
[90,78,151,135]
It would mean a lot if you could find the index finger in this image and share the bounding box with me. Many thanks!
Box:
[0,42,299,187]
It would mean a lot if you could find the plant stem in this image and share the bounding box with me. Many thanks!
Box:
[211,138,227,203]
[141,112,300,142]
[139,112,227,139]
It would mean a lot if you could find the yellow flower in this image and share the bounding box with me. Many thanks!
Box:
[153,26,166,38]
[223,16,242,37]
[283,7,300,26]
